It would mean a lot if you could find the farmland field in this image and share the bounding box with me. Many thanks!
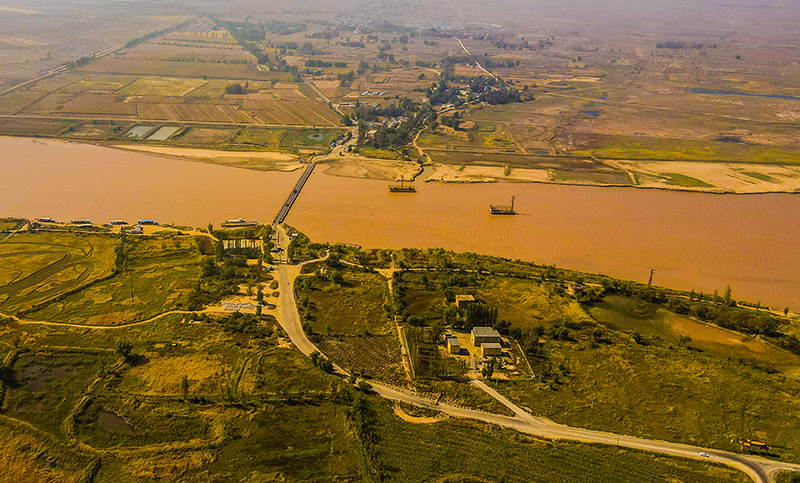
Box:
[0,231,118,314]
[29,234,202,325]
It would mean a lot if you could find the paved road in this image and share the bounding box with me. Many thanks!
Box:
[269,225,800,483]
[273,162,316,226]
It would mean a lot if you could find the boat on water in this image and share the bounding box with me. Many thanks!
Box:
[221,218,259,228]
[389,178,417,193]
[490,196,517,215]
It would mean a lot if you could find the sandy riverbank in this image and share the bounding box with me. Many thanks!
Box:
[110,144,304,172]
[319,155,421,181]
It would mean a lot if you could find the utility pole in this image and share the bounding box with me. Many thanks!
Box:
[648,269,655,287]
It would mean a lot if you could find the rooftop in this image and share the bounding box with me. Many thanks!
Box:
[446,337,461,345]
[481,342,502,349]
[455,294,475,301]
[471,327,501,337]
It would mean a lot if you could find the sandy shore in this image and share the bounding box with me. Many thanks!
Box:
[319,155,421,181]
[425,165,550,183]
[110,144,304,171]
[611,161,800,194]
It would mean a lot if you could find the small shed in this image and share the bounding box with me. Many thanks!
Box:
[482,342,502,357]
[446,337,461,354]
[455,294,476,309]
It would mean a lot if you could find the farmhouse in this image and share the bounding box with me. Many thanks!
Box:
[446,336,461,354]
[482,342,502,357]
[471,327,502,346]
[455,294,476,309]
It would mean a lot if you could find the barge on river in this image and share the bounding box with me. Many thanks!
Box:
[490,196,517,215]
[221,218,259,228]
[389,178,417,193]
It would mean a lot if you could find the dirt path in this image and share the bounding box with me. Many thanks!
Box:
[393,404,442,424]
[5,309,213,330]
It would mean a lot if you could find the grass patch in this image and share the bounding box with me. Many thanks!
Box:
[295,267,391,336]
[279,128,340,148]
[577,135,800,164]
[29,234,202,325]
[371,396,750,483]
[0,231,118,314]
[230,127,285,146]
[662,172,714,188]
[741,171,779,183]
[355,146,405,160]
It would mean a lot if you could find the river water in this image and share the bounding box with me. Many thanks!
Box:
[3,136,799,309]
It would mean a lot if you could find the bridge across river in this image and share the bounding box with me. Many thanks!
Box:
[273,161,316,225]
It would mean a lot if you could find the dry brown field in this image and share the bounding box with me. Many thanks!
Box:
[172,127,239,145]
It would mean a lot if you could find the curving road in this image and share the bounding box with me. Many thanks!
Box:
[270,227,800,483]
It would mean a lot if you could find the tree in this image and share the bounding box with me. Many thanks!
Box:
[225,83,244,94]
[482,358,495,380]
[678,335,692,347]
[464,303,498,330]
[430,323,445,344]
[180,374,189,400]
[342,114,353,126]
[785,308,790,316]
[724,285,732,306]
[631,331,644,345]
[357,380,372,393]
[115,338,134,360]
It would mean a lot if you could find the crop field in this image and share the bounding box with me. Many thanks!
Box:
[29,234,202,325]
[171,127,237,145]
[318,335,407,384]
[60,94,139,116]
[295,268,392,336]
[0,74,342,127]
[117,77,208,97]
[0,231,118,314]
[0,117,75,136]
[77,57,268,80]
[370,397,750,483]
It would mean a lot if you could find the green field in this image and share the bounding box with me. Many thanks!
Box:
[575,135,800,164]
[29,234,202,325]
[0,232,118,314]
[295,267,392,336]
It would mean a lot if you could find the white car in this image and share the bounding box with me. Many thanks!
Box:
[699,452,709,457]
